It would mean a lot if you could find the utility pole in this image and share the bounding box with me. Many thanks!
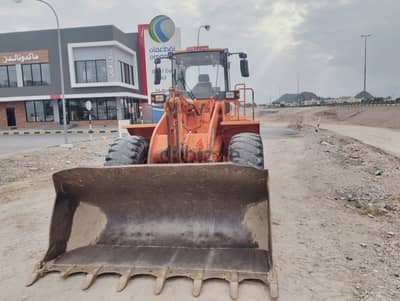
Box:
[15,0,68,144]
[296,71,300,103]
[361,34,371,92]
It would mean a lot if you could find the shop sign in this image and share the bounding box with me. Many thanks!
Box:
[0,50,49,65]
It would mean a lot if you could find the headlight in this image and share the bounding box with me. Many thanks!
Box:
[151,93,167,103]
[225,90,240,100]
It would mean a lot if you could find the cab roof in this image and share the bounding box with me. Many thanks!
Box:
[173,47,226,55]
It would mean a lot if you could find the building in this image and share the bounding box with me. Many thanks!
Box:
[324,97,362,105]
[304,99,321,106]
[0,25,149,129]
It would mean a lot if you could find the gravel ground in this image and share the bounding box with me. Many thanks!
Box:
[0,138,112,187]
[0,126,399,300]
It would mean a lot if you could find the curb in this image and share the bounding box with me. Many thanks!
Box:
[0,129,118,136]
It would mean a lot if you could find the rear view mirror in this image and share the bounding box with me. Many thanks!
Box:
[240,59,249,77]
[154,67,161,85]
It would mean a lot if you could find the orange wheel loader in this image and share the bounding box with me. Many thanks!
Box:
[27,47,278,300]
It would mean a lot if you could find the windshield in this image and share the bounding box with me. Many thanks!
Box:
[174,51,228,99]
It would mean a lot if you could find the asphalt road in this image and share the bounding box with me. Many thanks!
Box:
[0,126,299,156]
[0,133,118,155]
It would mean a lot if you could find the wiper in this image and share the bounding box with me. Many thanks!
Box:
[178,71,196,100]
[177,75,201,115]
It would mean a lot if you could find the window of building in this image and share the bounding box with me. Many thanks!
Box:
[22,63,51,86]
[97,99,108,120]
[86,60,96,83]
[74,60,108,83]
[65,98,117,121]
[75,61,86,83]
[96,60,107,82]
[41,63,51,85]
[68,99,88,121]
[107,99,117,119]
[0,65,18,88]
[119,61,135,86]
[25,100,54,122]
[121,98,140,122]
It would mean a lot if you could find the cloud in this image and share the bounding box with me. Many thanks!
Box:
[0,0,399,101]
[255,1,307,51]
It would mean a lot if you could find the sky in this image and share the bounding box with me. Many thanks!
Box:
[1,0,399,103]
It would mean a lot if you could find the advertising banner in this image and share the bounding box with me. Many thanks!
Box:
[138,16,181,100]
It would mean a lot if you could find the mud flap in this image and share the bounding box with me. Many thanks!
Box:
[28,163,278,299]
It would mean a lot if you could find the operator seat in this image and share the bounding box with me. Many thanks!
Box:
[192,74,213,99]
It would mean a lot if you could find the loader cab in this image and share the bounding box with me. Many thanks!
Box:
[154,48,249,100]
[172,49,229,100]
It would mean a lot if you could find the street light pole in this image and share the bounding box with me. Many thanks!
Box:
[196,25,210,75]
[15,0,68,144]
[361,34,371,92]
[197,24,211,47]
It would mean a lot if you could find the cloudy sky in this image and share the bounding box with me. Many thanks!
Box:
[1,0,399,102]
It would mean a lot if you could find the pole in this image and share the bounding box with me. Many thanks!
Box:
[37,0,68,144]
[197,25,210,47]
[296,71,300,103]
[363,38,367,92]
[361,34,371,93]
[196,25,210,74]
[197,26,201,47]
[197,26,202,74]
[89,112,93,141]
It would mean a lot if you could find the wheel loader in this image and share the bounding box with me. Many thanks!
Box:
[27,47,278,300]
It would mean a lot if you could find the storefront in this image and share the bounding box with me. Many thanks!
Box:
[0,25,148,128]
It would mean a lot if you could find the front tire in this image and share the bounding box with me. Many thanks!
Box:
[228,133,264,170]
[104,136,148,166]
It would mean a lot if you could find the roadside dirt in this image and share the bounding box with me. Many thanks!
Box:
[317,124,400,158]
[1,125,399,300]
[259,106,400,129]
[0,138,112,187]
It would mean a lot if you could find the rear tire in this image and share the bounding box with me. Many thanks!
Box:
[228,133,264,170]
[104,136,148,166]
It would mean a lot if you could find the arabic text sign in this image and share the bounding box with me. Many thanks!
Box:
[143,28,181,95]
[0,50,49,65]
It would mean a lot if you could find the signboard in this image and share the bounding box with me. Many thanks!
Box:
[85,100,93,111]
[0,50,49,65]
[50,94,61,100]
[138,15,181,101]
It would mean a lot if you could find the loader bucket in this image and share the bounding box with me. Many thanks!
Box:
[28,163,278,299]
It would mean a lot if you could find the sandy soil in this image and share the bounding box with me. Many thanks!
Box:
[259,106,400,129]
[1,126,400,300]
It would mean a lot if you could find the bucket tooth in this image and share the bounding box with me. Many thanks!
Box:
[26,263,45,287]
[116,269,133,292]
[81,267,101,290]
[192,271,204,297]
[60,265,77,279]
[268,268,279,299]
[229,272,239,300]
[154,268,168,295]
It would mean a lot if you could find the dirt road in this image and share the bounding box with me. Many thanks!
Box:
[1,125,399,300]
[319,124,400,158]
